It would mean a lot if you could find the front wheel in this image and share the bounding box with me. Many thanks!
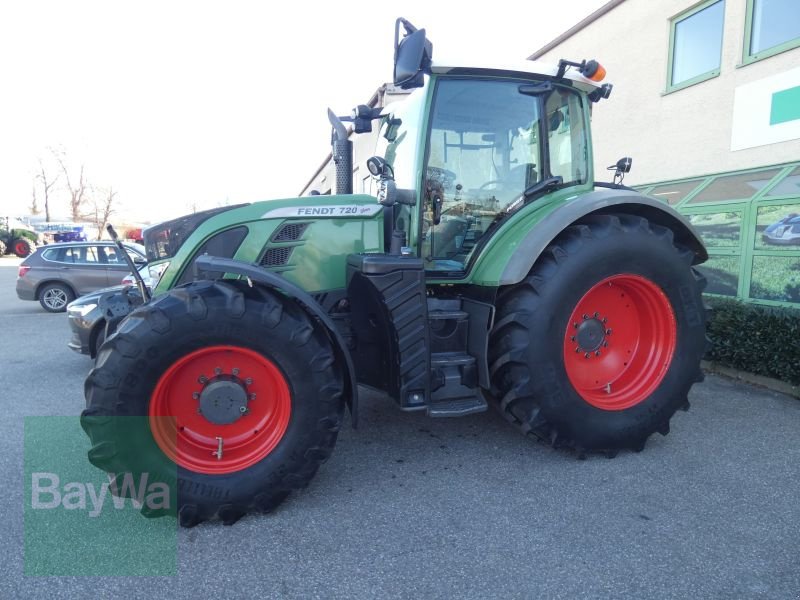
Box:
[39,283,74,312]
[489,214,707,454]
[81,280,345,526]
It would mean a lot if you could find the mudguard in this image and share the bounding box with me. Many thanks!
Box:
[194,255,359,426]
[498,189,707,285]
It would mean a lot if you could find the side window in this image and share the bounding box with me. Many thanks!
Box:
[84,247,100,263]
[545,90,588,185]
[63,247,82,263]
[103,246,123,264]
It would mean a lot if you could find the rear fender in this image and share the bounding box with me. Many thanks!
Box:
[498,189,707,286]
[194,255,359,426]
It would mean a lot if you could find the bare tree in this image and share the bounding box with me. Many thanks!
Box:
[30,184,41,216]
[35,158,59,222]
[87,187,117,239]
[53,150,88,222]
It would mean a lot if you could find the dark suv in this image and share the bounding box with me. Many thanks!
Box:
[16,241,146,312]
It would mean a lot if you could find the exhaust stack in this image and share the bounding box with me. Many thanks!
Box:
[328,109,353,195]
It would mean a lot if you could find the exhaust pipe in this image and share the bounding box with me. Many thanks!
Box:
[328,109,353,195]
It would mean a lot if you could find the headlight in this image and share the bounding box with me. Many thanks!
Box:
[67,303,98,317]
[148,262,170,288]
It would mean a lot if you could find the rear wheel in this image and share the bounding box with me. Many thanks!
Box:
[0,239,6,255]
[81,280,345,526]
[39,283,74,312]
[489,214,707,454]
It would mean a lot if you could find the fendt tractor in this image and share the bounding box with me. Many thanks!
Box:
[82,19,709,527]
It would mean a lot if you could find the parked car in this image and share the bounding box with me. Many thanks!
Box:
[16,241,146,312]
[762,213,800,245]
[67,263,152,357]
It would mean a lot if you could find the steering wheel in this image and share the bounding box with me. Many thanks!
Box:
[478,180,507,191]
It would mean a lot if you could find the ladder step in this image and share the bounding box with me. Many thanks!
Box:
[428,309,468,321]
[428,396,487,417]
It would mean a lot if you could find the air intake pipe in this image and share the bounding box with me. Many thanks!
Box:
[328,109,353,195]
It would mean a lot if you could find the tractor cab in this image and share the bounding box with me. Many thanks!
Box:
[347,18,611,274]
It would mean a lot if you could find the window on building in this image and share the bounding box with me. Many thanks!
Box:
[744,0,800,63]
[668,0,725,91]
[766,166,800,197]
[648,179,705,205]
[687,168,782,204]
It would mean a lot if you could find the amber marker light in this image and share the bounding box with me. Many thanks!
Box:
[580,60,606,82]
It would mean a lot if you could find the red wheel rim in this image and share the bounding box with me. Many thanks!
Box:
[563,274,676,411]
[15,241,27,255]
[149,345,291,474]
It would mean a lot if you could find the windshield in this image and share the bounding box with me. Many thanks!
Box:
[422,78,588,271]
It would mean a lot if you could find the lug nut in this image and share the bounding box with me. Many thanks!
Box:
[584,353,590,359]
[232,368,240,376]
[245,378,253,386]
[249,393,256,400]
[570,336,576,342]
[606,329,612,335]
[239,406,248,413]
[595,351,601,357]
[583,314,589,320]
[575,347,580,353]
[603,341,609,347]
[214,367,222,375]
[198,375,208,384]
[192,392,200,400]
[594,312,599,317]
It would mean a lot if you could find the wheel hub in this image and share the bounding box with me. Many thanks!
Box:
[198,378,249,425]
[576,317,606,352]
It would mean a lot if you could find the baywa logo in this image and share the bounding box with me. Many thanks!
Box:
[31,471,171,518]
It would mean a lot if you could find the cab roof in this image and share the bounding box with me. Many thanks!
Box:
[430,57,603,92]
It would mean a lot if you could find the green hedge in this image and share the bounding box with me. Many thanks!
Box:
[706,298,800,385]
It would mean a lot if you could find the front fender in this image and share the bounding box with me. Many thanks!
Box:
[487,189,707,286]
[194,255,359,426]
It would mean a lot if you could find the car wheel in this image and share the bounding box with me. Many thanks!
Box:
[39,283,75,313]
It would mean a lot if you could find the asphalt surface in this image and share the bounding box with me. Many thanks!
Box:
[1,256,799,598]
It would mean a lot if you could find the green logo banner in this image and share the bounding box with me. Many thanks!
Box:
[24,416,177,576]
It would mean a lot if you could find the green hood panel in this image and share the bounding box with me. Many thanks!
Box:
[157,194,384,294]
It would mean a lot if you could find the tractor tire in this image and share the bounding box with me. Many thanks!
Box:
[0,239,6,255]
[81,280,345,526]
[12,237,34,258]
[488,214,707,455]
[39,282,75,312]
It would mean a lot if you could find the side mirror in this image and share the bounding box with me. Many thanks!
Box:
[615,157,632,173]
[608,156,633,186]
[393,18,432,89]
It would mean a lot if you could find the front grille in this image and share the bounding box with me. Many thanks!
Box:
[271,222,309,242]
[260,247,293,266]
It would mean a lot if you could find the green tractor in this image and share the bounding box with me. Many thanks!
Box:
[0,216,37,257]
[82,19,708,527]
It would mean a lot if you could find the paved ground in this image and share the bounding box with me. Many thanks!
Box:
[2,256,799,599]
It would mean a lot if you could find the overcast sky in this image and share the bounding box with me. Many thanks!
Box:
[0,0,607,224]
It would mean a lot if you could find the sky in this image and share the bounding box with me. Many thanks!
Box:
[0,0,607,225]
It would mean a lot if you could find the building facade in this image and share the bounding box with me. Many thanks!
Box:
[532,0,800,307]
